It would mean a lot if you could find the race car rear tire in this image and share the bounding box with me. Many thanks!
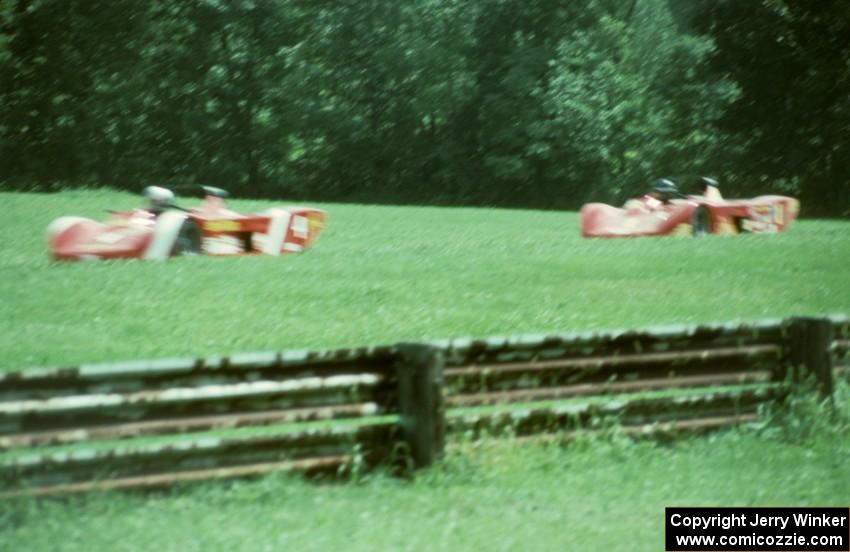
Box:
[691,206,712,236]
[173,220,201,256]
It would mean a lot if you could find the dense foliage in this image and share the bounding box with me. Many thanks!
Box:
[1,0,847,213]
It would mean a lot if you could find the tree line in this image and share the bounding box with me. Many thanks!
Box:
[1,0,848,214]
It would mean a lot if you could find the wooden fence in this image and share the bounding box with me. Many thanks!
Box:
[1,315,847,498]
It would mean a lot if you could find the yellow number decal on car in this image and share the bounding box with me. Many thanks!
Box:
[308,217,325,234]
[203,220,241,233]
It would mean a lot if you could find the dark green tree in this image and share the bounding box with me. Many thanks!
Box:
[680,0,850,213]
[5,0,841,213]
[0,0,145,188]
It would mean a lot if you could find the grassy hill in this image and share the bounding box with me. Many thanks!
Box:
[1,190,849,552]
[2,189,849,370]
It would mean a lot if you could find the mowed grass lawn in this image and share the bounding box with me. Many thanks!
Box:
[1,189,849,369]
[1,190,849,552]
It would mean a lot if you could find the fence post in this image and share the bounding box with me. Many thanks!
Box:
[395,343,445,468]
[788,317,834,400]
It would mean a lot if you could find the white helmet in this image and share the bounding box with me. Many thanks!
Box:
[142,186,175,211]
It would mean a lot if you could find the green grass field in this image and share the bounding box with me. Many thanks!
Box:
[2,409,849,552]
[1,190,849,551]
[2,189,850,370]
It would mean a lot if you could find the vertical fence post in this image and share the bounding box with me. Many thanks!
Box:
[788,317,834,400]
[395,344,445,468]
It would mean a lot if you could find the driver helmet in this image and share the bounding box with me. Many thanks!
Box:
[651,178,679,203]
[142,185,175,213]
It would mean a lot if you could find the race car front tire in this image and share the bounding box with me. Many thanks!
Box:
[144,211,197,260]
[173,220,201,256]
[691,206,712,236]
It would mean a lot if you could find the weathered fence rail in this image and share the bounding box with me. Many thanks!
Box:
[0,315,847,498]
[440,318,785,441]
[0,344,441,498]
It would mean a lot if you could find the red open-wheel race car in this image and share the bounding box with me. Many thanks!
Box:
[580,178,799,238]
[47,186,327,261]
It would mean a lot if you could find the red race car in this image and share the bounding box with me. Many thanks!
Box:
[47,186,327,261]
[580,178,799,238]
